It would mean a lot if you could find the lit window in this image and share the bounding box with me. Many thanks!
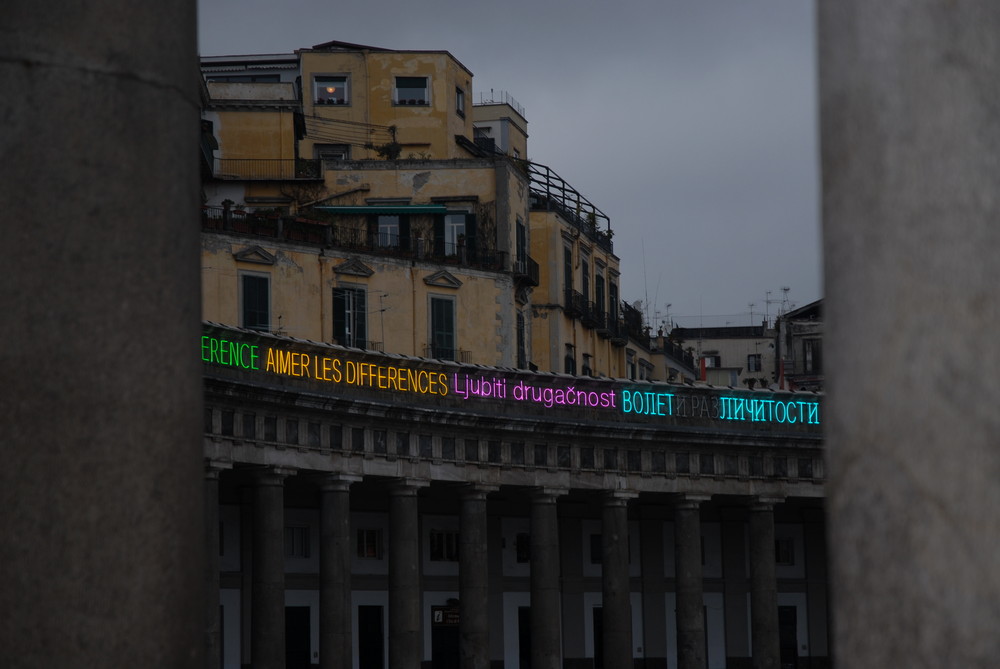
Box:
[241,273,270,332]
[429,530,460,561]
[284,526,310,558]
[395,76,428,105]
[357,529,383,559]
[314,75,349,105]
[748,353,762,372]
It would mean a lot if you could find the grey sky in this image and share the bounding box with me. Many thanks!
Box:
[199,0,821,328]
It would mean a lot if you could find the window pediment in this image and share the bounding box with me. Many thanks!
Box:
[233,246,276,265]
[334,258,375,277]
[424,270,462,289]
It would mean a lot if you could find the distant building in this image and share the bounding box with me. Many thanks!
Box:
[670,323,778,389]
[775,299,824,391]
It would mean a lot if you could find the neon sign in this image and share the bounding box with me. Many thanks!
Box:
[202,331,821,428]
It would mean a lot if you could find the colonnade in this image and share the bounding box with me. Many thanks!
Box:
[205,465,793,669]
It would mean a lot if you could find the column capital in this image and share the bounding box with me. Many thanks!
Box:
[603,490,639,506]
[749,495,785,512]
[205,459,232,479]
[530,487,568,504]
[461,483,499,501]
[249,465,296,486]
[317,473,362,493]
[388,478,430,497]
[674,493,711,510]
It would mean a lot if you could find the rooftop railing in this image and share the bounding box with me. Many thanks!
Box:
[211,158,322,180]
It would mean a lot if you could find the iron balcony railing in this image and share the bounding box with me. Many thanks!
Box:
[564,289,585,318]
[522,161,613,253]
[202,206,509,273]
[512,257,540,286]
[333,338,384,353]
[212,158,322,181]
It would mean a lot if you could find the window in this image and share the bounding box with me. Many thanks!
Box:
[395,76,428,105]
[582,353,593,377]
[589,534,602,564]
[515,533,531,563]
[563,247,573,291]
[430,296,456,360]
[315,143,350,161]
[455,87,465,116]
[564,344,576,375]
[581,256,590,300]
[775,537,795,566]
[702,354,721,368]
[241,273,270,332]
[314,75,349,104]
[357,529,383,559]
[435,211,473,257]
[516,311,527,369]
[748,353,762,372]
[371,214,409,249]
[284,526,310,558]
[333,286,367,348]
[804,339,823,373]
[515,218,527,267]
[595,274,605,317]
[609,281,619,322]
[626,350,636,380]
[429,530,459,561]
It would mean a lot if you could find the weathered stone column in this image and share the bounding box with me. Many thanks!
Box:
[530,488,564,669]
[389,479,427,669]
[206,461,231,669]
[820,3,1000,667]
[748,498,781,669]
[675,495,709,669]
[319,474,361,669]
[252,467,293,669]
[459,485,496,669]
[602,491,635,669]
[0,3,202,666]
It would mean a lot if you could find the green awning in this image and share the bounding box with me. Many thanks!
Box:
[315,205,449,215]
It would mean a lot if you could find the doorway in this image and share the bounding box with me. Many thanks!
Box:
[284,606,311,669]
[358,605,385,669]
[778,605,798,669]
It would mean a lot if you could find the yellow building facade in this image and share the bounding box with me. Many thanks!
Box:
[200,40,671,378]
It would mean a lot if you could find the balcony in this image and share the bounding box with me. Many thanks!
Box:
[333,338,384,353]
[523,161,613,253]
[512,257,540,287]
[564,289,585,318]
[202,206,508,273]
[211,158,322,181]
[581,301,602,329]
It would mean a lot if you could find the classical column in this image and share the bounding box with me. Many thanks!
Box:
[319,474,361,669]
[748,498,782,669]
[1,3,201,665]
[460,485,496,669]
[206,461,231,669]
[530,488,564,669]
[602,491,636,669]
[675,495,709,669]
[252,467,294,669]
[821,3,1000,667]
[389,479,427,669]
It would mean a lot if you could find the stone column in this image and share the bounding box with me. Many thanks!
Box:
[820,3,1000,667]
[389,479,427,669]
[252,467,293,669]
[602,491,636,669]
[319,474,361,669]
[530,488,564,669]
[206,461,231,669]
[675,495,709,669]
[1,3,201,666]
[460,485,496,669]
[748,498,781,669]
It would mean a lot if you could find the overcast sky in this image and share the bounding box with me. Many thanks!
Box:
[199,0,821,329]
